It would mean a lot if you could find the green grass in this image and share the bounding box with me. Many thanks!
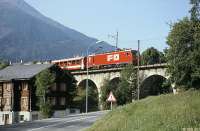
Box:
[87,90,200,131]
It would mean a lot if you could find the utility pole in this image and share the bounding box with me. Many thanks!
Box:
[108,30,119,50]
[116,31,118,49]
[137,40,140,100]
[85,41,103,114]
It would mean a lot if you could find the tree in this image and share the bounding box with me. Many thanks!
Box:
[141,47,166,65]
[35,69,55,118]
[191,21,200,88]
[167,18,195,89]
[190,0,200,88]
[166,0,200,89]
[0,59,8,69]
[190,0,200,21]
[117,64,137,104]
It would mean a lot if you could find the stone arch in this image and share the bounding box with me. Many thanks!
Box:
[139,75,172,99]
[77,79,98,89]
[139,68,168,82]
[109,77,121,90]
[76,79,99,112]
[109,72,120,81]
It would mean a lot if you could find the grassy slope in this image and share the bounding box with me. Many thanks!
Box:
[87,91,200,131]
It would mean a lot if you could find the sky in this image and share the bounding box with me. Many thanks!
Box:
[25,0,191,52]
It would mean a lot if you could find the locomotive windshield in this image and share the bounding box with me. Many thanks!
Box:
[131,50,138,56]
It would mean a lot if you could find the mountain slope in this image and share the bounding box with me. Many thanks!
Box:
[0,0,114,61]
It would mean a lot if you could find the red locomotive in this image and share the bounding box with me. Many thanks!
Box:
[52,49,137,70]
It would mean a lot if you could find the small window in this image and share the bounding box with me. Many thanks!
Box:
[32,114,38,121]
[60,83,66,92]
[63,62,67,67]
[51,83,57,91]
[76,60,80,64]
[68,61,72,65]
[70,109,76,113]
[49,97,56,105]
[60,97,66,105]
[60,62,63,66]
[20,115,24,121]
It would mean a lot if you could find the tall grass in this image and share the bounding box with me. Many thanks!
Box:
[87,90,200,131]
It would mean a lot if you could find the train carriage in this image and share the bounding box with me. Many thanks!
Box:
[87,50,137,69]
[52,57,84,70]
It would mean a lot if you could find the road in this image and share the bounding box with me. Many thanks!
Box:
[0,111,108,131]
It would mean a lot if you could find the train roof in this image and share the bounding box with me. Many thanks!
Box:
[52,49,137,62]
[88,49,136,56]
[52,56,84,62]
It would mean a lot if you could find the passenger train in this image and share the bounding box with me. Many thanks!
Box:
[52,49,138,70]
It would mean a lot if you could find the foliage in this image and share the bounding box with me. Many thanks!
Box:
[100,78,116,110]
[73,80,98,112]
[100,64,137,109]
[190,0,200,21]
[35,69,55,99]
[191,14,200,88]
[166,0,200,89]
[0,59,8,69]
[117,64,137,104]
[35,69,55,117]
[87,90,200,131]
[167,18,195,88]
[40,101,54,118]
[141,47,166,65]
[87,85,99,111]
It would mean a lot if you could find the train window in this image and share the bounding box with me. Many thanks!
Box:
[131,50,138,56]
[126,53,129,56]
[68,61,72,65]
[77,60,80,64]
[72,61,75,65]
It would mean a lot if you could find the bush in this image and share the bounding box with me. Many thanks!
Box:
[40,102,54,118]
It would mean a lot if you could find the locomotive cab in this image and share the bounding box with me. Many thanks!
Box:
[131,50,138,65]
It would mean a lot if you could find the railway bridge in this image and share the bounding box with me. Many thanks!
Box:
[71,63,169,100]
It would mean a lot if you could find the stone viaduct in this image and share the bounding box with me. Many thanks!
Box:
[71,63,168,98]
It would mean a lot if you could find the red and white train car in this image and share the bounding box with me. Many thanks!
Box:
[87,49,137,69]
[52,57,84,70]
